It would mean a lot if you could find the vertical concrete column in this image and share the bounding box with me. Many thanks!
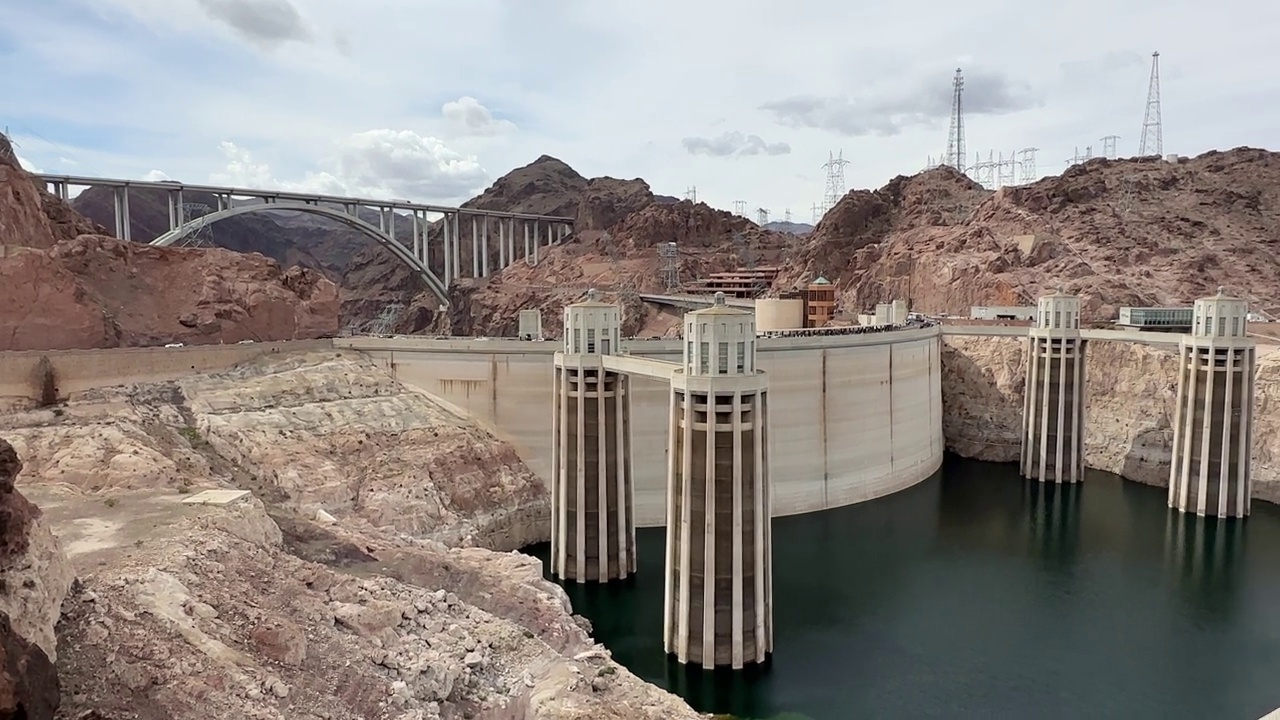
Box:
[481,216,490,277]
[533,221,540,266]
[412,211,422,260]
[523,221,531,262]
[508,218,516,266]
[442,213,452,287]
[113,188,125,239]
[1020,289,1086,484]
[470,215,479,278]
[665,292,772,670]
[551,290,635,582]
[1169,287,1255,518]
[120,186,132,241]
[452,213,461,283]
[498,217,507,269]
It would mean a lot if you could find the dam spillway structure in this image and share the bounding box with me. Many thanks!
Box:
[1168,287,1256,519]
[664,292,773,669]
[1020,289,1087,484]
[550,290,636,582]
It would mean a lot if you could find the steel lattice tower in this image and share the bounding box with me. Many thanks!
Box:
[821,150,849,210]
[1139,52,1163,157]
[1018,147,1039,184]
[945,68,966,171]
[1100,135,1120,160]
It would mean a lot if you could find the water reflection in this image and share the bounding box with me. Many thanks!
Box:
[1164,510,1246,622]
[1024,480,1082,564]
[523,458,1280,719]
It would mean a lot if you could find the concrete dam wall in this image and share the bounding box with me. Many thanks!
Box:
[338,326,946,526]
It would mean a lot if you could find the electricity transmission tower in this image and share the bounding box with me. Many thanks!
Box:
[783,209,792,223]
[367,303,404,335]
[821,150,850,211]
[733,200,747,216]
[1139,51,1163,157]
[1100,135,1120,159]
[684,186,698,203]
[1065,146,1094,167]
[658,242,680,291]
[811,203,823,224]
[945,68,966,172]
[1018,148,1039,184]
[756,208,770,226]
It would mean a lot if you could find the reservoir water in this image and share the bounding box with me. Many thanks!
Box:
[525,455,1280,719]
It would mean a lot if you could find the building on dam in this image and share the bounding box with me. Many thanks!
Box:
[1020,289,1087,484]
[665,293,773,669]
[1169,287,1256,519]
[550,290,636,582]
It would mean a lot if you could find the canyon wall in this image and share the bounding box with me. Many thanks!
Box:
[941,335,1280,504]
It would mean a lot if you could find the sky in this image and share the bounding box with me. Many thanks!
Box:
[4,0,1280,221]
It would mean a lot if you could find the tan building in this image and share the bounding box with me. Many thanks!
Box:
[804,277,837,328]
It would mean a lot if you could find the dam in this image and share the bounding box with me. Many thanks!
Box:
[337,314,945,526]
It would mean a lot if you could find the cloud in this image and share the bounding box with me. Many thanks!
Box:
[761,68,1040,137]
[16,155,40,173]
[682,131,791,158]
[143,169,173,181]
[441,97,517,137]
[209,130,489,201]
[194,0,311,48]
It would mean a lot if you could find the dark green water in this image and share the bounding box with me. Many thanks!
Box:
[525,455,1280,719]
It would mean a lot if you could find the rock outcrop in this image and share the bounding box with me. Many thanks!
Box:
[787,148,1280,322]
[941,335,1280,502]
[2,352,704,719]
[0,437,73,720]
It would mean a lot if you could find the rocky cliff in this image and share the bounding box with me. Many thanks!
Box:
[942,335,1280,503]
[0,438,73,719]
[788,148,1280,322]
[0,133,341,351]
[2,352,704,719]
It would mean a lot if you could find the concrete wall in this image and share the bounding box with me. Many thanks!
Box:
[0,340,334,409]
[339,327,945,526]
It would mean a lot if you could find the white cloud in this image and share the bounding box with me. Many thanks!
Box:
[16,155,40,173]
[442,97,517,137]
[209,131,488,202]
[682,131,791,158]
[7,0,1280,217]
[143,169,173,181]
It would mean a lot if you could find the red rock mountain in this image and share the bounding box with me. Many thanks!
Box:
[446,147,1280,333]
[0,134,339,351]
[784,149,1280,321]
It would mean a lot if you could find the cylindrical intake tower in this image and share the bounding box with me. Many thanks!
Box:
[665,292,773,669]
[1169,287,1256,518]
[1020,289,1087,484]
[550,290,636,582]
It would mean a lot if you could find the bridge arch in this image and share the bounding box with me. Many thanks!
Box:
[149,202,449,305]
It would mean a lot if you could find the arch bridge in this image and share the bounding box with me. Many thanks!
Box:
[37,174,576,306]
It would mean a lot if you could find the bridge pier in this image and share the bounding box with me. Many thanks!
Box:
[1169,288,1255,518]
[551,290,635,582]
[1020,290,1086,484]
[665,292,773,670]
[112,187,131,241]
[498,218,506,269]
[481,216,490,277]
